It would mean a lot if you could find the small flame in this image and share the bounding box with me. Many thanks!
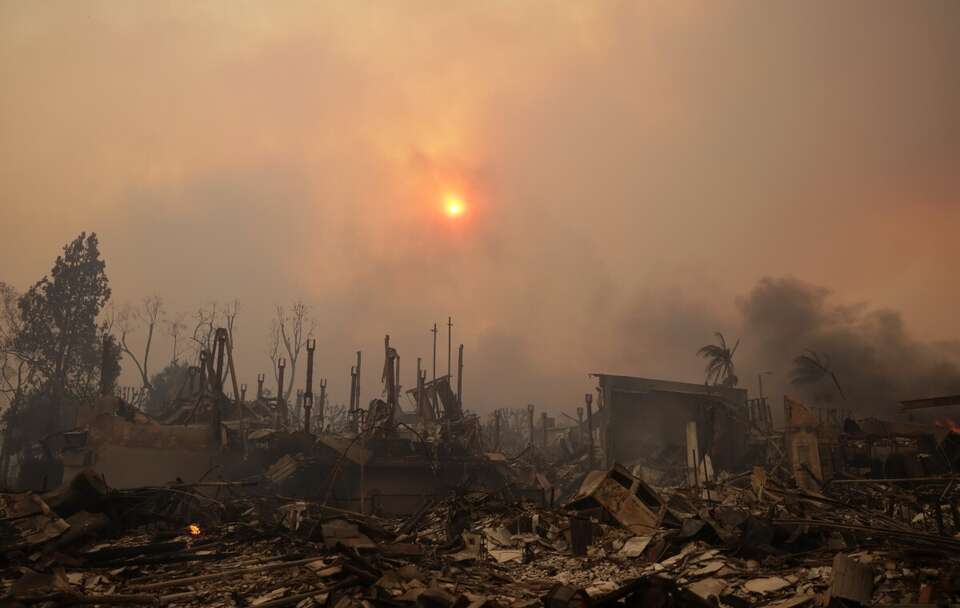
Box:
[188,523,201,536]
[934,418,960,434]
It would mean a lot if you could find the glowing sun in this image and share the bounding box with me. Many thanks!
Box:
[444,194,465,218]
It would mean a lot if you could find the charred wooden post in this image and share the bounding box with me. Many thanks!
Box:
[349,366,357,414]
[577,407,584,443]
[456,343,464,410]
[296,389,303,425]
[256,373,265,401]
[240,383,248,457]
[277,358,287,428]
[527,403,535,448]
[542,411,548,448]
[355,350,362,414]
[585,393,595,470]
[431,323,437,383]
[303,393,313,435]
[305,338,316,407]
[198,351,209,392]
[416,357,424,417]
[447,316,452,378]
[302,339,315,429]
[318,378,327,432]
[214,328,227,392]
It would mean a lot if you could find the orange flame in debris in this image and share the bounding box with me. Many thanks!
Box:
[188,523,201,536]
[934,418,960,434]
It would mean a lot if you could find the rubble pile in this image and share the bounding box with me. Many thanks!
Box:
[4,464,960,607]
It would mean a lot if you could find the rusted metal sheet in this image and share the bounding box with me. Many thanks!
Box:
[566,464,665,534]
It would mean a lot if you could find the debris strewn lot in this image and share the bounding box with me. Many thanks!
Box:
[4,463,960,607]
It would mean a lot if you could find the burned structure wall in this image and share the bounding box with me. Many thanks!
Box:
[594,374,750,476]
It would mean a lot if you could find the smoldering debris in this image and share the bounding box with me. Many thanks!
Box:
[5,339,960,607]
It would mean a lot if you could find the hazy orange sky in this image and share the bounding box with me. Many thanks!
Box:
[2,2,958,412]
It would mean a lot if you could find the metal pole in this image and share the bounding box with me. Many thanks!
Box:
[585,393,595,470]
[447,317,452,378]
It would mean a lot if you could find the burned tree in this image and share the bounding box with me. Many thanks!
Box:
[791,349,846,401]
[117,295,164,397]
[268,301,316,401]
[696,332,740,387]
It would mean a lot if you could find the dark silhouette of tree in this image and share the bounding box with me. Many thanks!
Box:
[791,349,846,400]
[12,232,115,402]
[143,361,191,417]
[697,332,740,387]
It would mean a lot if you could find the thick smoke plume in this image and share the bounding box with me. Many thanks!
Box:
[737,277,960,418]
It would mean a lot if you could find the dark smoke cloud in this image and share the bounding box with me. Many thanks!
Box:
[737,277,960,418]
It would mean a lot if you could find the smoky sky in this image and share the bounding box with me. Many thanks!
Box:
[1,2,958,415]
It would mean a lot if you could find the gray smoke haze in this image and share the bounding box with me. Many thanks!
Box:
[737,277,960,417]
[1,2,958,415]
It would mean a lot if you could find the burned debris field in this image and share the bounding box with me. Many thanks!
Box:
[3,247,960,608]
[3,2,960,608]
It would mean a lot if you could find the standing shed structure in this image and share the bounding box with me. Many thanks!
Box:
[591,374,750,477]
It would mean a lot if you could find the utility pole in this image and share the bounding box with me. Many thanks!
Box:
[447,317,453,378]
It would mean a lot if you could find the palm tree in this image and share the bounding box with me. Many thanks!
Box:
[697,332,740,387]
[790,349,846,400]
